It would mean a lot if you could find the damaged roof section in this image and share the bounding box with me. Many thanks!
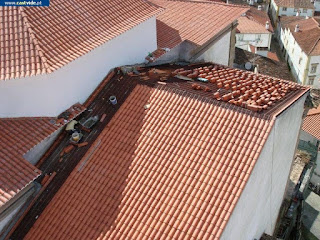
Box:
[234,48,294,81]
[0,103,85,208]
[22,63,308,240]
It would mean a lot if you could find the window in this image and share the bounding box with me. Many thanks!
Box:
[311,63,318,73]
[292,48,294,54]
[294,8,298,12]
[303,8,307,13]
[257,47,269,51]
[282,7,287,11]
[256,34,261,41]
[308,76,315,85]
[299,57,302,65]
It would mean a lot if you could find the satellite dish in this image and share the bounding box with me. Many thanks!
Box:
[245,62,253,70]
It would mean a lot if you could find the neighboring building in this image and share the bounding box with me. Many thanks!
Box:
[278,17,320,87]
[14,62,309,240]
[315,0,320,12]
[0,103,85,236]
[234,48,294,81]
[301,104,320,185]
[146,0,248,66]
[269,0,314,25]
[236,6,274,57]
[0,1,161,117]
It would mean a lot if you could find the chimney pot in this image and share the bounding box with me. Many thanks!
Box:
[294,24,300,32]
[265,21,270,30]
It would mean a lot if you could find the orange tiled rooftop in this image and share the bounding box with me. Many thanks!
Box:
[150,0,248,49]
[237,7,273,34]
[20,63,309,240]
[0,0,162,80]
[281,17,320,56]
[0,104,85,208]
[302,104,320,140]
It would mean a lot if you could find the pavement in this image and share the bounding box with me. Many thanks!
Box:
[302,190,320,240]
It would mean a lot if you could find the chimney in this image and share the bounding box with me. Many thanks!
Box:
[258,5,262,10]
[294,24,300,32]
[109,95,117,105]
[265,21,270,30]
[306,15,310,19]
[296,10,300,16]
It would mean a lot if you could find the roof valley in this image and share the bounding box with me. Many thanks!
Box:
[18,7,51,74]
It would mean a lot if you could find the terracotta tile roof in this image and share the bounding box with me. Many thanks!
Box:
[267,52,279,61]
[24,63,308,240]
[302,105,320,139]
[281,17,320,56]
[0,7,47,80]
[25,84,274,240]
[274,0,314,9]
[0,1,162,80]
[237,7,273,34]
[0,103,85,208]
[0,118,55,207]
[149,0,248,49]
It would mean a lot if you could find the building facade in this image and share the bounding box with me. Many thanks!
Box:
[270,0,314,25]
[235,6,273,57]
[278,17,320,88]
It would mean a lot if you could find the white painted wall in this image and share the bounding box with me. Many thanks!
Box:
[0,184,35,236]
[196,30,231,66]
[270,0,314,24]
[308,56,320,88]
[278,7,314,17]
[221,95,307,240]
[299,130,320,185]
[24,128,63,165]
[152,30,232,67]
[236,33,272,50]
[315,0,320,12]
[300,130,318,146]
[0,17,157,117]
[280,25,320,88]
[270,0,279,24]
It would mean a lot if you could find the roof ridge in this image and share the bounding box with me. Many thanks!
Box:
[18,7,53,74]
[308,36,320,55]
[307,111,320,116]
[246,15,268,28]
[169,0,249,8]
[312,17,320,26]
